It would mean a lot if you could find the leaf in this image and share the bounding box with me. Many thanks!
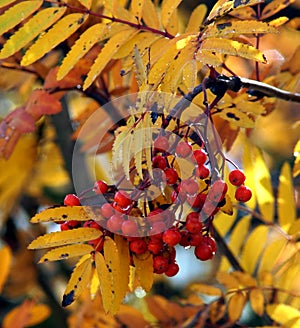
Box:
[62,254,92,306]
[116,304,150,327]
[39,244,94,263]
[0,7,66,59]
[201,38,267,63]
[95,252,113,313]
[209,299,226,324]
[216,272,239,290]
[293,139,300,177]
[28,227,103,249]
[0,0,42,36]
[130,0,144,21]
[196,50,223,66]
[266,304,300,325]
[142,0,160,29]
[278,162,296,230]
[30,206,102,223]
[0,0,17,9]
[228,292,246,323]
[26,90,62,119]
[215,107,255,128]
[261,0,296,19]
[0,245,12,292]
[133,45,147,87]
[185,4,207,33]
[231,271,257,287]
[103,236,122,314]
[133,251,154,292]
[57,23,112,80]
[249,289,265,316]
[3,300,51,328]
[161,0,182,30]
[241,225,269,274]
[189,283,222,297]
[83,28,137,90]
[78,0,92,9]
[21,13,87,66]
[229,215,251,257]
[203,21,277,39]
[230,6,257,19]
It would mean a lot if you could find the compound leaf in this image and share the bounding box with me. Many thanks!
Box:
[0,7,66,59]
[63,254,92,306]
[0,0,42,36]
[21,13,87,66]
[39,244,94,263]
[28,228,102,249]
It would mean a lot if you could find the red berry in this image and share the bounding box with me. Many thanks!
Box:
[83,220,101,229]
[64,194,80,206]
[165,262,179,277]
[154,136,169,152]
[60,220,80,231]
[175,141,192,158]
[130,239,147,254]
[152,156,167,170]
[114,190,132,208]
[194,243,214,261]
[187,193,207,209]
[93,180,108,194]
[121,220,138,236]
[106,214,124,232]
[164,168,178,185]
[196,165,210,179]
[100,203,115,218]
[208,180,228,202]
[193,149,207,166]
[235,185,252,202]
[179,230,190,247]
[88,237,104,252]
[147,239,164,254]
[180,179,199,195]
[229,169,246,186]
[203,235,217,253]
[186,212,202,234]
[162,228,181,246]
[188,232,203,246]
[153,255,169,274]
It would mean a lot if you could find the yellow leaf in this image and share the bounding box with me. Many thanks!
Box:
[3,300,51,328]
[0,7,66,59]
[164,9,179,36]
[39,244,94,263]
[203,21,277,39]
[57,23,111,80]
[278,162,296,231]
[293,139,300,177]
[185,4,207,33]
[201,38,267,63]
[161,0,182,30]
[261,0,296,19]
[196,49,223,66]
[214,210,237,238]
[231,271,257,287]
[216,272,239,290]
[216,107,255,128]
[269,16,289,27]
[249,289,265,316]
[0,245,12,292]
[230,6,257,20]
[28,227,102,249]
[276,264,300,303]
[234,94,266,115]
[0,0,17,9]
[130,0,144,21]
[133,251,154,292]
[142,0,160,29]
[133,45,147,88]
[241,225,269,274]
[95,252,113,313]
[83,28,137,90]
[30,206,102,223]
[103,237,122,314]
[228,292,246,323]
[181,59,197,92]
[266,304,300,325]
[229,215,251,257]
[63,254,92,306]
[0,0,42,36]
[21,13,87,66]
[209,299,226,324]
[288,219,300,237]
[78,0,92,9]
[189,283,222,297]
[114,235,130,309]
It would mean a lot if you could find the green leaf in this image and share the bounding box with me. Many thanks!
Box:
[28,227,102,249]
[0,0,42,36]
[0,7,66,59]
[21,13,87,66]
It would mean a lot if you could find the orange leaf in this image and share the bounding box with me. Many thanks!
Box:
[228,292,246,322]
[249,289,265,316]
[0,245,12,292]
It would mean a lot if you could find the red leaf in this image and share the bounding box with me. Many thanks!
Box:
[26,89,62,119]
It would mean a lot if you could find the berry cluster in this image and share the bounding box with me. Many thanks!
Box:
[60,130,252,277]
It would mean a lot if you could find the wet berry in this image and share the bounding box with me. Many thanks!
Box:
[235,185,252,202]
[93,180,108,194]
[193,149,207,166]
[114,190,132,208]
[165,262,179,277]
[64,194,80,206]
[175,141,192,158]
[162,228,181,246]
[164,168,178,185]
[153,255,169,274]
[229,169,246,186]
[130,239,147,255]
